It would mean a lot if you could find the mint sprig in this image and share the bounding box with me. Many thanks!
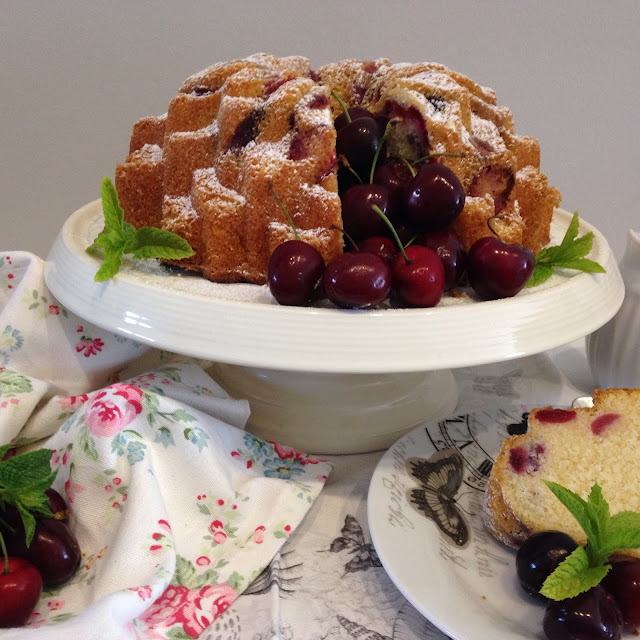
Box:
[86,177,195,282]
[527,212,606,287]
[540,481,640,600]
[0,446,58,548]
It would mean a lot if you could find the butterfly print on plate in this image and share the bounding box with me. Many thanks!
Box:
[328,514,382,574]
[406,449,470,547]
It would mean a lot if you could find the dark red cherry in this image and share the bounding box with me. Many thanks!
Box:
[336,116,385,181]
[543,585,623,640]
[467,236,535,300]
[4,517,81,587]
[602,559,640,628]
[323,252,392,309]
[268,240,325,306]
[0,557,43,628]
[416,229,467,290]
[334,106,376,131]
[516,531,579,601]
[45,488,70,522]
[372,159,414,203]
[392,245,445,308]
[357,236,397,266]
[341,184,397,243]
[403,163,465,231]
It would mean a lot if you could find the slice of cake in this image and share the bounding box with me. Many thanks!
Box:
[484,388,640,558]
[115,54,561,285]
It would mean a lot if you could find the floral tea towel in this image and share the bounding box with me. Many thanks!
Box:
[0,251,332,639]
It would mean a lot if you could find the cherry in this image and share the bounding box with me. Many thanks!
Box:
[341,184,397,243]
[392,245,445,308]
[467,236,535,300]
[0,557,43,628]
[543,585,623,640]
[415,229,467,290]
[334,106,377,131]
[357,236,397,266]
[372,158,414,204]
[4,517,81,587]
[602,559,640,628]
[45,488,70,522]
[323,252,392,309]
[516,531,578,601]
[336,116,385,181]
[268,240,325,306]
[402,163,465,232]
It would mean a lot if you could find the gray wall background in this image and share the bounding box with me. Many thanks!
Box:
[2,1,638,260]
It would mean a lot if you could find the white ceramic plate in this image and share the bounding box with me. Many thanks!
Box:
[367,408,635,640]
[44,202,623,373]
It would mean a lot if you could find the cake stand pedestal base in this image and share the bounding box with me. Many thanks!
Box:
[207,364,459,455]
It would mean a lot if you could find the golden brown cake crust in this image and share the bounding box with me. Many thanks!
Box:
[115,54,561,284]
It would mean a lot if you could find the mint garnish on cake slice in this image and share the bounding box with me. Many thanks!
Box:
[540,481,640,600]
[86,177,194,282]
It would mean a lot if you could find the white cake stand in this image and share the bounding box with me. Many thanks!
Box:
[45,201,624,454]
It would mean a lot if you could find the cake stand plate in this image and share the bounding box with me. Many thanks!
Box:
[44,201,624,453]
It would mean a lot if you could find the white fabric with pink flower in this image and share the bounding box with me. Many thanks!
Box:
[0,252,332,640]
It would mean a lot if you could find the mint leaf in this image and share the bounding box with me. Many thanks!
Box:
[526,212,606,287]
[101,174,125,230]
[124,227,195,260]
[543,481,596,542]
[540,546,610,600]
[87,177,194,282]
[542,480,640,600]
[0,448,57,546]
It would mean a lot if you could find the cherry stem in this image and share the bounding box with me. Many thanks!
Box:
[331,224,358,251]
[0,530,8,575]
[338,155,363,184]
[331,91,350,124]
[369,118,398,184]
[413,151,465,166]
[371,205,411,263]
[268,184,299,240]
[402,157,417,179]
[486,215,503,242]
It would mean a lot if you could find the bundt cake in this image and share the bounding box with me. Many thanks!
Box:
[115,53,561,285]
[483,388,640,558]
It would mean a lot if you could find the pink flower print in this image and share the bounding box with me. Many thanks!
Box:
[26,611,45,628]
[269,440,325,465]
[64,478,86,504]
[134,586,152,601]
[47,599,64,611]
[210,520,227,544]
[57,393,89,411]
[158,519,171,532]
[105,484,113,493]
[76,336,105,357]
[112,477,122,486]
[84,383,144,437]
[253,525,266,544]
[141,585,192,630]
[149,544,163,554]
[284,524,292,535]
[142,584,238,638]
[51,450,60,465]
[196,556,210,566]
[62,450,70,466]
[49,305,60,315]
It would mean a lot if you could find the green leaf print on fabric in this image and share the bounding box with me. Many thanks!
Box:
[173,556,220,590]
[0,368,32,397]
